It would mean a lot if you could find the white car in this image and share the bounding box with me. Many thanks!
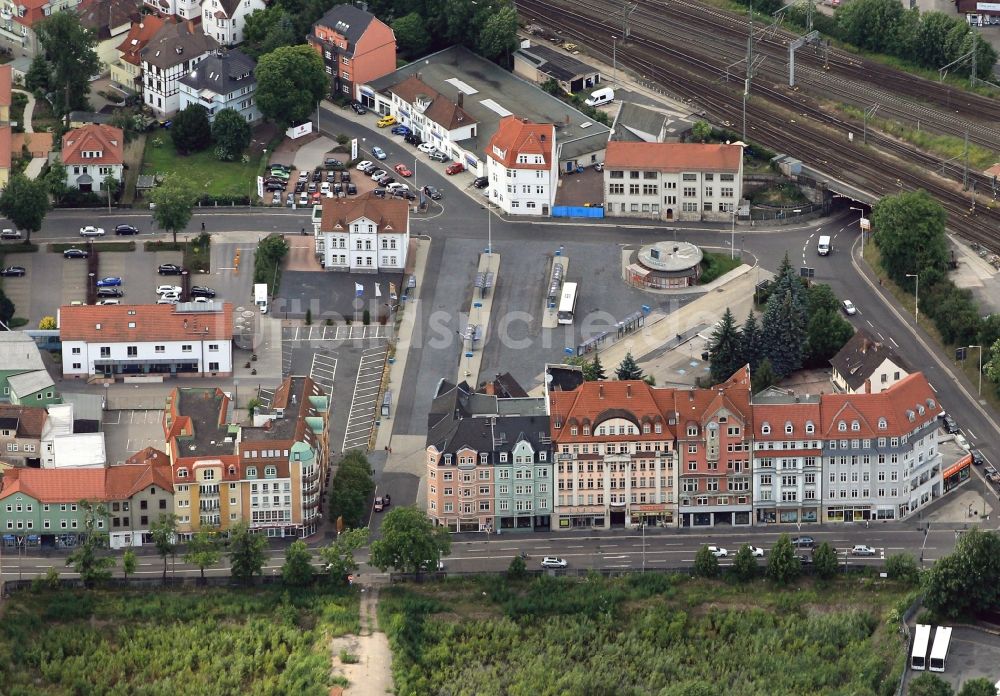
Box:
[385,181,409,192]
[159,291,180,302]
[955,433,971,451]
[156,297,177,305]
[97,299,120,305]
[747,546,765,557]
[320,182,332,195]
[156,285,182,295]
[192,296,211,304]
[707,546,728,558]
[842,299,857,316]
[355,160,373,171]
[417,142,437,155]
[80,225,105,237]
[540,556,568,569]
[850,544,877,557]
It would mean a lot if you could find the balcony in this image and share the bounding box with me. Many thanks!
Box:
[199,501,220,511]
[302,470,320,485]
[303,480,320,496]
[303,496,320,510]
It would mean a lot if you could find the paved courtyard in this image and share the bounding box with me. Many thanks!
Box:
[277,269,405,320]
[101,408,165,464]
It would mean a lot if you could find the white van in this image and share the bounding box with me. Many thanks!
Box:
[254,283,268,314]
[817,235,831,256]
[584,87,614,107]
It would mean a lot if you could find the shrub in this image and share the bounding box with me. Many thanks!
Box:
[693,546,719,579]
[885,553,921,586]
[507,555,527,580]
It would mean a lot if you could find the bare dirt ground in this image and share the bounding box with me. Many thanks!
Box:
[330,586,394,695]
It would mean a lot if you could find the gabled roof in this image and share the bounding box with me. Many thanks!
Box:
[210,0,243,19]
[829,329,909,391]
[611,102,669,143]
[116,16,171,67]
[0,331,45,372]
[314,3,378,46]
[179,49,256,95]
[550,380,676,440]
[819,372,938,439]
[604,142,742,172]
[487,116,554,169]
[61,124,124,166]
[140,21,220,70]
[60,303,234,343]
[514,43,595,82]
[125,446,172,468]
[319,193,408,235]
[387,75,475,131]
[77,0,143,37]
[0,463,173,503]
[0,404,46,438]
[8,370,55,398]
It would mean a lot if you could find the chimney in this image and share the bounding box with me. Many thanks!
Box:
[598,384,604,399]
[564,115,570,125]
[457,92,463,108]
[484,381,495,396]
[626,384,632,398]
[187,20,195,34]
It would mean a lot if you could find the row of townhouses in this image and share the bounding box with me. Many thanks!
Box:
[0,375,329,547]
[426,360,969,532]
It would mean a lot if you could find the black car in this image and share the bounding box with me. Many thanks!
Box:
[264,181,285,192]
[422,185,442,200]
[190,285,216,298]
[333,183,343,195]
[795,553,814,566]
[63,248,88,259]
[350,101,367,115]
[346,183,357,195]
[404,133,423,145]
[473,176,489,189]
[393,189,417,201]
[971,450,984,466]
[324,158,344,170]
[791,536,815,548]
[96,287,124,298]
[340,171,351,183]
[311,170,322,182]
[158,264,184,275]
[380,175,396,187]
[942,415,959,434]
[115,224,139,235]
[372,188,387,198]
[0,265,26,276]
[295,181,306,193]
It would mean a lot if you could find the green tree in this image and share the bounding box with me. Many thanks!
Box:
[171,104,212,154]
[0,290,13,326]
[253,233,290,291]
[328,451,375,528]
[319,527,368,585]
[766,534,800,585]
[740,310,762,371]
[212,108,252,161]
[43,158,68,204]
[615,352,644,380]
[38,316,56,330]
[752,357,777,393]
[150,175,198,244]
[985,337,1000,385]
[761,288,806,378]
[369,506,451,577]
[693,546,720,579]
[149,513,178,583]
[507,554,527,580]
[872,190,948,286]
[35,12,100,114]
[708,308,743,383]
[584,354,606,381]
[924,528,1000,619]
[477,3,518,66]
[957,678,997,696]
[184,527,222,580]
[122,547,137,580]
[65,501,115,588]
[0,174,50,243]
[392,12,430,57]
[835,0,906,53]
[908,673,954,696]
[812,542,839,580]
[243,6,298,59]
[228,521,269,584]
[691,120,712,142]
[731,544,758,582]
[885,553,920,585]
[977,314,1000,353]
[805,282,842,315]
[255,44,326,127]
[805,309,854,367]
[25,53,50,93]
[282,540,314,586]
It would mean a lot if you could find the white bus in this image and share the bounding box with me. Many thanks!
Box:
[910,624,932,670]
[929,626,953,672]
[557,282,578,325]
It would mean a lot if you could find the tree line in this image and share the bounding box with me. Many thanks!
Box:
[707,255,854,391]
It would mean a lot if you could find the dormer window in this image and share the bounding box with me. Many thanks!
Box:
[805,421,814,434]
[570,426,578,436]
[655,423,662,433]
[784,422,793,434]
[686,425,698,437]
[761,423,771,435]
[837,421,847,432]
[642,423,650,434]
[851,420,860,431]
[877,418,887,430]
[582,426,590,435]
[178,468,188,478]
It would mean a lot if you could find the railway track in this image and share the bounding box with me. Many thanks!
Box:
[516,0,1000,247]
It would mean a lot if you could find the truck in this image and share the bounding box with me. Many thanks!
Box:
[817,235,831,255]
[253,283,268,314]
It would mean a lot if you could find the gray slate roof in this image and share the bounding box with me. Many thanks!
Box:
[514,43,595,83]
[8,371,54,398]
[0,332,45,372]
[426,379,548,452]
[179,49,256,96]
[829,329,910,391]
[141,22,220,70]
[314,3,378,54]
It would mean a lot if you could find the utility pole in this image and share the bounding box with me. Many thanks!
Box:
[971,32,977,88]
[744,3,753,142]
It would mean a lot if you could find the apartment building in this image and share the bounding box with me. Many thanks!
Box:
[140,20,219,116]
[426,379,552,532]
[200,0,264,46]
[143,0,198,21]
[77,0,142,71]
[110,16,170,93]
[308,4,396,100]
[603,141,743,222]
[0,0,79,57]
[549,380,678,530]
[178,48,260,123]
[0,404,46,468]
[313,192,409,273]
[485,116,557,216]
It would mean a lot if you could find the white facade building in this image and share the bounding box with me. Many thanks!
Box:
[312,193,409,273]
[485,116,557,216]
[143,0,200,20]
[830,330,911,395]
[178,49,260,123]
[140,21,219,116]
[201,0,265,46]
[59,302,234,380]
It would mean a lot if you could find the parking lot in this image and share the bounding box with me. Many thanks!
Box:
[342,346,388,452]
[99,248,185,305]
[101,409,166,464]
[901,626,1000,692]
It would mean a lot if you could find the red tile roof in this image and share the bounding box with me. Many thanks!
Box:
[388,75,475,131]
[751,401,821,441]
[0,463,173,502]
[116,16,171,67]
[0,404,47,438]
[0,65,11,109]
[319,193,409,234]
[60,303,234,343]
[487,116,554,169]
[61,124,125,167]
[819,372,939,439]
[0,126,11,171]
[550,380,676,442]
[604,142,742,173]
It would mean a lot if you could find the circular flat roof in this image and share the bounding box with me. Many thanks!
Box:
[637,241,703,273]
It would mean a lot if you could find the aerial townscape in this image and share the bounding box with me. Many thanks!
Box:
[0,0,999,692]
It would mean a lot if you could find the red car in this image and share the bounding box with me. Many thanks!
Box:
[445,162,465,175]
[394,163,412,177]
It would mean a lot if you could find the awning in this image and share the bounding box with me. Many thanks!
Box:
[944,455,971,479]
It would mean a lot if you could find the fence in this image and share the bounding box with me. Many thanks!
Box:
[552,205,605,218]
[748,202,826,223]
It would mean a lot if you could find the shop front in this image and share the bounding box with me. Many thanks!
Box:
[824,505,872,523]
[556,504,607,530]
[628,503,675,528]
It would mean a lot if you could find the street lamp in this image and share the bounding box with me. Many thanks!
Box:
[611,35,617,87]
[905,273,919,324]
[730,208,736,260]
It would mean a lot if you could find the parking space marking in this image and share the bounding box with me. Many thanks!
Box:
[281,324,389,343]
[341,347,387,453]
[309,353,338,392]
[258,388,276,408]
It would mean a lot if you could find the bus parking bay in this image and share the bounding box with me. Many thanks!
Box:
[904,624,1000,692]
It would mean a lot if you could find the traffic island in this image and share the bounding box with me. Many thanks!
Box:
[456,251,500,386]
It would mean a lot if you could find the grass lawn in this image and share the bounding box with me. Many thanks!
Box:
[381,573,915,696]
[50,241,136,253]
[699,250,743,284]
[145,232,211,273]
[0,586,360,694]
[142,135,261,198]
